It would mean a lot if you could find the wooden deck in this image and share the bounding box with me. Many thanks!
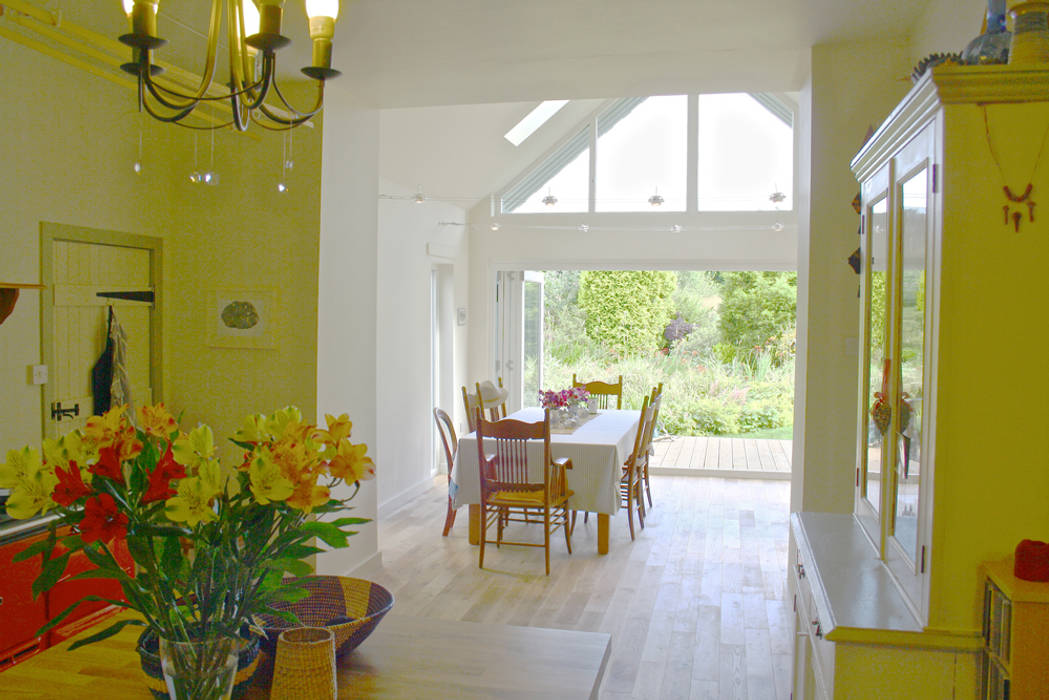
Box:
[650,435,793,479]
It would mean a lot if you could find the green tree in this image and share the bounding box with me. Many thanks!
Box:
[718,271,797,360]
[577,270,677,356]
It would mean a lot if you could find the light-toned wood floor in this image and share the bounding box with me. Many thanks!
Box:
[358,475,792,700]
[650,437,792,479]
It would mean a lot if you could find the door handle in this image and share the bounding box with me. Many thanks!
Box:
[51,401,80,421]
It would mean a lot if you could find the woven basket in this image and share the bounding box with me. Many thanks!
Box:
[136,628,260,700]
[259,576,394,658]
[270,627,337,699]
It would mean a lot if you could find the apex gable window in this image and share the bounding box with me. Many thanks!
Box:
[498,92,795,217]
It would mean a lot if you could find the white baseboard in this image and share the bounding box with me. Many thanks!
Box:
[341,549,383,577]
[378,476,438,519]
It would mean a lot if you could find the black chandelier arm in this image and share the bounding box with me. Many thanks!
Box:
[232,53,277,112]
[267,76,325,121]
[141,91,199,124]
[142,70,207,113]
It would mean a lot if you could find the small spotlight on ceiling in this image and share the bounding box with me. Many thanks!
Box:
[670,224,683,233]
[578,224,590,232]
[490,222,501,231]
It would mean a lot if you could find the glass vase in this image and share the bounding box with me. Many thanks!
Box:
[159,636,239,700]
[962,0,1011,64]
[1009,2,1049,64]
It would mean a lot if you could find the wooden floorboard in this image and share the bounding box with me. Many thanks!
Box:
[649,436,792,477]
[361,475,791,700]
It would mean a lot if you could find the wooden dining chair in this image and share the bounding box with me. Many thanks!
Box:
[433,407,459,537]
[620,394,653,540]
[643,383,664,508]
[462,378,507,432]
[572,373,623,409]
[476,378,508,420]
[475,408,573,575]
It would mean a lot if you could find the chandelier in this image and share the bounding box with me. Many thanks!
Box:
[118,0,340,131]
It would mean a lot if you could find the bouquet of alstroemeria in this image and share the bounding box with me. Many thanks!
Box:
[539,386,590,410]
[0,403,374,651]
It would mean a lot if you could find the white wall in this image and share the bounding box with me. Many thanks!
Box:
[315,92,381,575]
[791,39,913,513]
[374,177,468,514]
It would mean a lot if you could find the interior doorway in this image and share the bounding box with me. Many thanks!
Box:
[40,223,162,439]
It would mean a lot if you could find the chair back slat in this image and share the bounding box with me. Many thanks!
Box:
[572,373,623,410]
[624,395,652,476]
[475,410,550,495]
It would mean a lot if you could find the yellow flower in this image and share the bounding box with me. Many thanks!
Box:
[5,469,59,519]
[196,459,225,497]
[138,403,178,439]
[286,479,330,513]
[82,405,128,444]
[165,476,219,527]
[265,406,303,439]
[248,451,294,504]
[233,414,268,444]
[327,441,375,483]
[172,425,215,469]
[42,433,86,470]
[0,447,45,488]
[320,413,353,445]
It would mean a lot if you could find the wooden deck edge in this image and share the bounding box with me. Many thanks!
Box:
[649,466,792,480]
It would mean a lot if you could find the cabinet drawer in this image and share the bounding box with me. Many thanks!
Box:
[0,533,49,667]
[793,545,835,698]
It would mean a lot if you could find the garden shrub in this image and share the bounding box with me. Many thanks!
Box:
[578,270,677,357]
[718,271,797,364]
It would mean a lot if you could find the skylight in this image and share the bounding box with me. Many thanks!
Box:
[504,100,569,147]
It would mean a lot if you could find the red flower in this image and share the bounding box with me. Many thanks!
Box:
[78,494,129,544]
[141,446,186,504]
[53,461,92,506]
[89,445,125,483]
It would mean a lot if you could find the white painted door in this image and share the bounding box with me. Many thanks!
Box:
[41,224,161,439]
[493,270,544,410]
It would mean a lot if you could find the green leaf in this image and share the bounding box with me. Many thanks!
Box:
[12,537,54,563]
[67,618,146,651]
[266,558,313,577]
[229,438,255,450]
[269,585,311,603]
[277,543,324,560]
[160,534,183,575]
[328,517,371,527]
[32,551,71,599]
[298,521,349,548]
[67,567,126,582]
[36,595,131,636]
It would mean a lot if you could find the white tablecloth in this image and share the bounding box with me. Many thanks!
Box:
[452,408,640,514]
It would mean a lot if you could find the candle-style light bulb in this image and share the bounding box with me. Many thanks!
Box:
[123,0,159,36]
[242,0,261,37]
[304,0,339,70]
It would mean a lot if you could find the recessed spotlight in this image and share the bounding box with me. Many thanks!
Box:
[670,224,682,233]
[490,222,501,231]
[578,224,590,232]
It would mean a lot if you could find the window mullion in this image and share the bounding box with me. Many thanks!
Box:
[687,93,699,214]
[588,115,597,213]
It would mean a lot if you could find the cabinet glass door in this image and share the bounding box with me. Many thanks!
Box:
[891,168,928,562]
[862,196,890,518]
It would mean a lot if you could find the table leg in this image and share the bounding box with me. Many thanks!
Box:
[597,513,609,554]
[469,504,480,545]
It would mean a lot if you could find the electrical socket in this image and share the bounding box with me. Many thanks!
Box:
[30,364,48,385]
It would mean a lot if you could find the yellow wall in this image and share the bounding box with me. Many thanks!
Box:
[0,33,322,461]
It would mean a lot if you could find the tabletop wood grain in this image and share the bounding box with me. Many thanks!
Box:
[0,614,611,699]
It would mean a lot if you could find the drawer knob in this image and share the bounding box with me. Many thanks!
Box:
[797,562,805,578]
[811,618,822,638]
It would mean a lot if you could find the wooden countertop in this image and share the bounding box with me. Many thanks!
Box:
[0,613,611,699]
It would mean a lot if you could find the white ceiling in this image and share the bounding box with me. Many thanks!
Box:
[60,1,934,205]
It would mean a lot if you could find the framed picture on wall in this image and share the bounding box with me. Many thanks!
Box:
[205,288,278,349]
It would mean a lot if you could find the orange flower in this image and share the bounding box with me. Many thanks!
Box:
[138,403,178,439]
[82,406,129,446]
[327,441,375,483]
[286,479,330,513]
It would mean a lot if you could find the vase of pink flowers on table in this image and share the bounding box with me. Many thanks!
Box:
[539,387,590,428]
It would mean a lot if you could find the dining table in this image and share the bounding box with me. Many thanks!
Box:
[0,612,612,699]
[452,407,641,555]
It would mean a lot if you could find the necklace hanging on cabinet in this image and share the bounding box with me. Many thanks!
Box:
[983,106,1049,232]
